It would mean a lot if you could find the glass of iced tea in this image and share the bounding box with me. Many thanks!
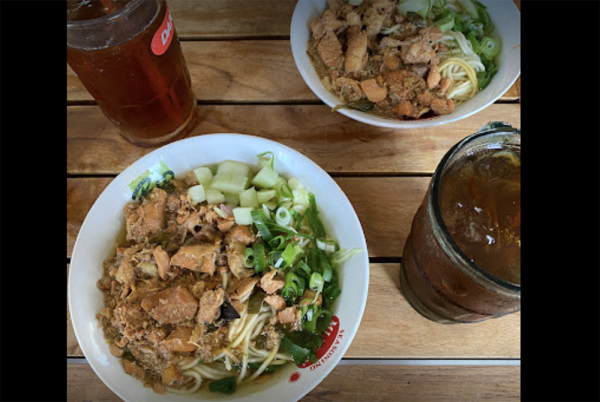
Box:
[400,122,520,323]
[67,0,196,147]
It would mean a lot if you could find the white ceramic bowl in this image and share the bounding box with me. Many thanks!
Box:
[291,0,521,129]
[69,134,369,402]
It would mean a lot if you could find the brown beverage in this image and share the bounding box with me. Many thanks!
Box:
[400,123,521,323]
[440,148,521,285]
[67,0,196,147]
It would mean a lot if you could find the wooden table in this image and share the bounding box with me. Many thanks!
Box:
[67,1,521,400]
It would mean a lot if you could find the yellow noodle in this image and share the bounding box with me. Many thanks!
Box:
[245,342,281,383]
[164,369,202,395]
[438,57,479,102]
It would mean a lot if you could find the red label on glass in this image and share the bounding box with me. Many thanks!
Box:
[151,5,174,56]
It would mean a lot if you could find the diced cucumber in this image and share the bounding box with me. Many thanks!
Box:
[287,176,305,191]
[233,207,254,225]
[210,173,249,194]
[217,160,252,177]
[193,166,213,187]
[223,192,240,207]
[188,184,206,205]
[206,188,225,204]
[257,189,277,204]
[240,187,259,208]
[263,200,277,211]
[251,166,279,189]
[293,188,311,207]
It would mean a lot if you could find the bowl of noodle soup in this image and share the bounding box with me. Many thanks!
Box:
[291,0,520,129]
[69,134,369,401]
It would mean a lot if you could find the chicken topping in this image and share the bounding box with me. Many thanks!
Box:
[307,0,455,120]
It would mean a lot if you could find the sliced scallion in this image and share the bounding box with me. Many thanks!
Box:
[251,209,274,241]
[480,36,499,58]
[316,238,338,254]
[309,272,324,295]
[252,243,267,273]
[243,247,256,268]
[275,206,292,227]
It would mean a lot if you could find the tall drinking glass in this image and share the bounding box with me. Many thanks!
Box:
[400,122,521,323]
[67,0,196,147]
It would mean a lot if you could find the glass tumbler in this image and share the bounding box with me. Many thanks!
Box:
[67,0,196,147]
[400,122,521,323]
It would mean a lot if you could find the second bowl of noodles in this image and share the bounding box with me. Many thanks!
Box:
[291,0,520,129]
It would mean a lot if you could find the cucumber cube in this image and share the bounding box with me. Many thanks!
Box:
[210,173,249,194]
[293,188,310,207]
[223,192,240,207]
[287,176,305,191]
[263,200,277,211]
[251,166,279,189]
[240,187,259,208]
[257,189,277,204]
[206,188,225,204]
[217,160,252,177]
[188,184,206,205]
[233,207,254,225]
[193,166,213,187]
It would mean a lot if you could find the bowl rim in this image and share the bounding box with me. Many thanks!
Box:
[290,0,521,129]
[68,133,370,402]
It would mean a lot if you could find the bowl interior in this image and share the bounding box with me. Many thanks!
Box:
[68,134,369,402]
[290,0,521,129]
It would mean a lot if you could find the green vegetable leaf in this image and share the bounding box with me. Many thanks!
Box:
[307,194,326,239]
[281,336,311,365]
[332,99,375,113]
[208,376,237,394]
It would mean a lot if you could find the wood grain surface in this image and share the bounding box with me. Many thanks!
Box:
[67,103,520,175]
[67,363,520,401]
[67,40,520,103]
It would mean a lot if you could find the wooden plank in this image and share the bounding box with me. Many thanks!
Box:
[67,263,520,358]
[158,0,519,39]
[67,177,426,259]
[67,41,317,103]
[67,178,114,258]
[169,0,296,40]
[67,41,520,103]
[67,103,520,175]
[347,264,520,358]
[67,363,520,401]
[67,265,83,357]
[155,0,520,39]
[340,177,429,258]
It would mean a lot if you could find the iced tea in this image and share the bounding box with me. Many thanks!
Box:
[440,148,521,285]
[400,123,521,323]
[67,0,196,147]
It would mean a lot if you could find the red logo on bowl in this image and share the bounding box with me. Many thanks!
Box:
[151,5,174,56]
[288,371,301,383]
[298,316,344,370]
